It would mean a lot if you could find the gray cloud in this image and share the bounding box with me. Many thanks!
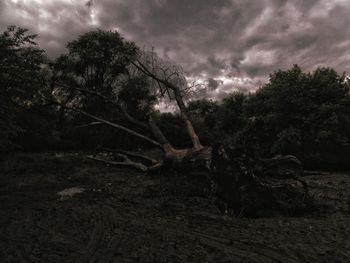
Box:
[1,0,350,99]
[207,78,223,91]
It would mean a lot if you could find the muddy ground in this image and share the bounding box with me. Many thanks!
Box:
[0,153,349,262]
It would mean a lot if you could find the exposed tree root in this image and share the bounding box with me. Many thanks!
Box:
[88,145,312,217]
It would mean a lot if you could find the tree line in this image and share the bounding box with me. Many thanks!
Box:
[1,25,350,170]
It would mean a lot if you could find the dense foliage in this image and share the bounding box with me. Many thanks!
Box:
[0,26,47,153]
[1,26,349,169]
[185,65,350,169]
[50,30,156,150]
[245,66,350,166]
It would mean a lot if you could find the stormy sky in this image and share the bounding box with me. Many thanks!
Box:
[1,0,350,100]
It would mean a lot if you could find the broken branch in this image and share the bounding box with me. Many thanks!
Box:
[61,105,163,149]
[87,155,149,172]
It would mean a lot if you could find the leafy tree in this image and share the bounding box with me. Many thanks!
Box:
[218,92,247,135]
[50,30,159,149]
[0,26,46,153]
[52,29,206,161]
[52,30,139,119]
[244,65,350,167]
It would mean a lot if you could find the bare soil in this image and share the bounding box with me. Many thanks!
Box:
[0,153,349,262]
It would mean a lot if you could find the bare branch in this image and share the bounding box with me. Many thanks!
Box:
[148,114,171,146]
[54,83,176,152]
[55,82,150,131]
[87,155,149,172]
[119,104,150,131]
[147,160,164,172]
[73,121,103,129]
[132,55,204,151]
[60,104,163,149]
[100,148,159,165]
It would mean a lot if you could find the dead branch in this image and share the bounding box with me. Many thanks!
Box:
[117,150,158,164]
[74,121,103,129]
[55,82,150,131]
[53,83,176,154]
[60,104,163,149]
[132,58,204,151]
[147,160,164,172]
[87,155,149,172]
[148,114,172,147]
[99,148,159,165]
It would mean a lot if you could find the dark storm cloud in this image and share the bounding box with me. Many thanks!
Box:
[1,0,350,99]
[207,78,223,91]
[0,0,97,56]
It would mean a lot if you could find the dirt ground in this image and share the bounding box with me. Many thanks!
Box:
[0,153,349,263]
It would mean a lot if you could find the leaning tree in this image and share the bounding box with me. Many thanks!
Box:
[52,30,311,217]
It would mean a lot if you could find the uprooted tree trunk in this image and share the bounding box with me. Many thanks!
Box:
[55,57,312,217]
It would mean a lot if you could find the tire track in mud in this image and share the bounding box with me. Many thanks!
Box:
[141,216,302,263]
[49,173,350,262]
[76,196,302,263]
[1,156,350,262]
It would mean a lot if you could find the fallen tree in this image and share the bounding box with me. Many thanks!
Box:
[51,30,311,217]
